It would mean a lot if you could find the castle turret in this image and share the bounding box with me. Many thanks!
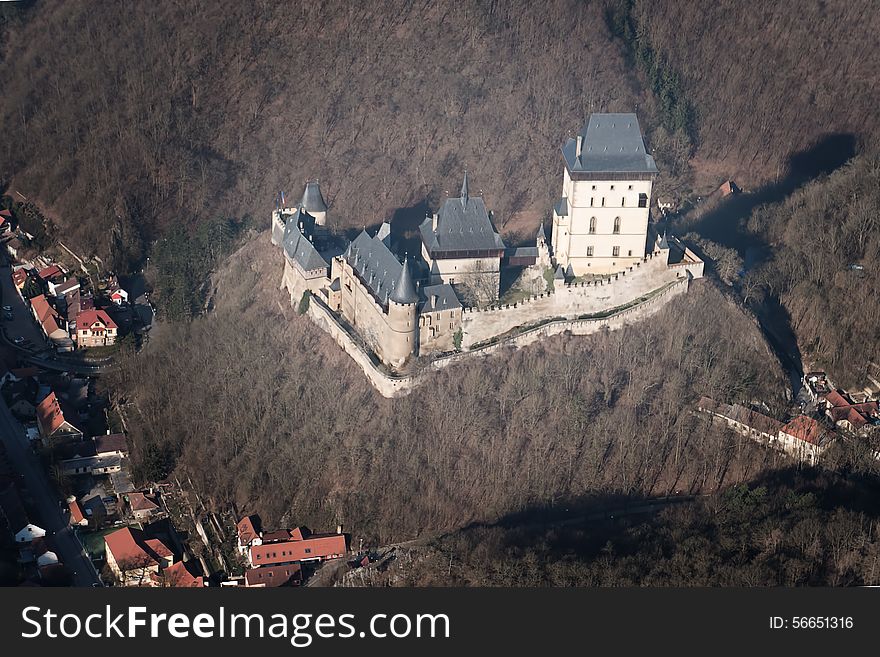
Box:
[385,257,418,363]
[300,181,328,226]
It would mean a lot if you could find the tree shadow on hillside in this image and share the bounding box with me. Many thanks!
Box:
[687,133,857,393]
[692,133,857,253]
[454,465,880,564]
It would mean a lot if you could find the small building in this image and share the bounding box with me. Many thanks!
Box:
[238,516,348,568]
[719,180,740,197]
[127,492,160,520]
[37,264,64,284]
[12,268,28,289]
[75,309,118,347]
[95,433,128,457]
[160,560,205,587]
[50,277,80,299]
[36,391,83,445]
[109,287,129,305]
[245,563,302,587]
[824,390,878,434]
[104,526,174,586]
[775,416,834,465]
[68,499,88,527]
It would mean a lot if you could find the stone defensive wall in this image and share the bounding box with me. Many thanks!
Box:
[460,251,700,349]
[306,271,692,398]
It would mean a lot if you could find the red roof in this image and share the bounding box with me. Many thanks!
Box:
[36,392,65,436]
[250,534,347,566]
[68,500,86,524]
[825,390,849,408]
[237,515,260,544]
[105,527,171,569]
[30,294,57,324]
[245,564,302,587]
[75,308,117,331]
[780,415,829,446]
[0,209,12,218]
[12,269,27,286]
[37,264,63,280]
[129,492,160,513]
[161,560,204,587]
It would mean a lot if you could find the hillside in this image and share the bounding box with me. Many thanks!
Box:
[110,232,788,544]
[0,0,640,269]
[344,471,880,586]
[610,0,880,188]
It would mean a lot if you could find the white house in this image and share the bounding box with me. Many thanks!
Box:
[551,113,658,275]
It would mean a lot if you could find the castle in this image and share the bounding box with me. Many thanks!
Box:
[272,113,703,375]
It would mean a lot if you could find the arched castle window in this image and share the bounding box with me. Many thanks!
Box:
[589,217,596,234]
[613,217,621,234]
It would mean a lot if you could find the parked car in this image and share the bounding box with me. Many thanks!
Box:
[13,336,24,344]
[3,311,12,320]
[2,305,11,312]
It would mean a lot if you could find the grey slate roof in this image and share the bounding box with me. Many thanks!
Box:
[391,258,418,304]
[282,211,329,273]
[555,265,565,280]
[344,230,416,305]
[375,221,392,246]
[658,232,670,250]
[300,181,327,213]
[419,283,462,313]
[420,173,505,254]
[553,197,568,217]
[537,222,547,242]
[562,113,658,175]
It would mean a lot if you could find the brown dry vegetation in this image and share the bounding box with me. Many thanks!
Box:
[111,233,788,544]
[747,154,880,385]
[622,0,880,186]
[0,0,641,269]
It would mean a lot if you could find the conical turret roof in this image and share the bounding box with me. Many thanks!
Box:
[300,181,328,213]
[390,257,418,304]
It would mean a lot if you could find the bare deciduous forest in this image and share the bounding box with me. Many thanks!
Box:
[617,0,880,185]
[110,234,789,544]
[746,155,880,385]
[352,472,880,586]
[0,0,640,269]
[3,1,880,582]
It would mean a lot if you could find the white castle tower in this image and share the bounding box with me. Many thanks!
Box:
[551,113,658,275]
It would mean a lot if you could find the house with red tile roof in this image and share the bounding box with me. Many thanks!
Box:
[159,560,205,587]
[127,492,160,520]
[245,563,302,587]
[35,391,82,445]
[75,309,117,347]
[237,515,348,569]
[104,526,174,586]
[12,268,28,289]
[249,532,347,568]
[37,264,64,282]
[776,416,834,465]
[68,499,88,526]
[823,389,878,434]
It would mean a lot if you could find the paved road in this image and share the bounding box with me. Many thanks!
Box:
[0,397,101,586]
[0,259,48,350]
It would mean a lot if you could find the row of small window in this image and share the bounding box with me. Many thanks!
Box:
[585,247,632,257]
[589,193,648,208]
[255,548,311,559]
[589,217,622,234]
